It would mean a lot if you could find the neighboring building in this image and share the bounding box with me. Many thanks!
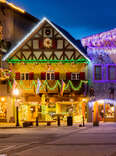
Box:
[0,0,38,56]
[0,0,39,123]
[82,28,116,122]
[2,18,89,124]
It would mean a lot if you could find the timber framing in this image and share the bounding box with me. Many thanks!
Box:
[2,17,90,62]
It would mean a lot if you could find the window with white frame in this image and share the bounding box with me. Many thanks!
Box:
[94,65,102,80]
[21,73,29,80]
[20,73,25,80]
[71,73,80,80]
[46,72,55,80]
[108,65,116,80]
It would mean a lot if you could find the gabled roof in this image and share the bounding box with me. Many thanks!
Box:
[2,17,90,61]
[53,23,87,55]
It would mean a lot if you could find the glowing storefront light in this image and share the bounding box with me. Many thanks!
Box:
[13,88,19,96]
[1,97,5,102]
[89,99,116,108]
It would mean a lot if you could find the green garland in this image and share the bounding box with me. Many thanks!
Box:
[8,80,88,91]
[7,58,89,64]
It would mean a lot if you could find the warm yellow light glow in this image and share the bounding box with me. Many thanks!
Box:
[0,0,25,13]
[13,88,19,96]
[8,3,25,13]
[0,1,25,13]
[0,0,6,3]
[1,97,5,102]
[111,106,114,112]
[82,99,86,102]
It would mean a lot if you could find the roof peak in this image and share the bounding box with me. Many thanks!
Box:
[2,17,90,62]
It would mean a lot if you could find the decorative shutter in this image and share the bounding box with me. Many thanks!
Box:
[29,72,34,80]
[66,72,71,80]
[26,73,29,80]
[39,39,43,49]
[41,72,46,80]
[15,72,20,80]
[80,72,85,80]
[52,40,57,49]
[55,72,59,80]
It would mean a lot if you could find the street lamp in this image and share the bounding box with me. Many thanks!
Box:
[13,88,19,127]
[1,97,5,102]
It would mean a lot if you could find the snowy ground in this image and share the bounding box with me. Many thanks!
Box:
[0,123,116,156]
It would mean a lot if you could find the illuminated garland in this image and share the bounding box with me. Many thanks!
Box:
[82,28,116,48]
[7,58,89,64]
[8,80,88,91]
[0,68,12,80]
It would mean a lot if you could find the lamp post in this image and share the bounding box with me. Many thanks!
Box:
[82,98,86,127]
[13,88,19,127]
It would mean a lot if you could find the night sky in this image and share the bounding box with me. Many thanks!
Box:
[9,0,116,39]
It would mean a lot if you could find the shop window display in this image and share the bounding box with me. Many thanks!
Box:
[0,102,7,122]
[105,103,114,118]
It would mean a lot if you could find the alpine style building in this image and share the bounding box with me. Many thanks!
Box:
[2,18,89,125]
[0,0,116,126]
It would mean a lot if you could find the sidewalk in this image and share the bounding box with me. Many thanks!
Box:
[0,122,92,129]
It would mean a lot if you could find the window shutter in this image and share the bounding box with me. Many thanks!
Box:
[39,39,43,49]
[15,72,20,80]
[52,40,57,49]
[55,72,59,80]
[66,72,71,80]
[80,72,85,80]
[41,72,46,80]
[29,72,34,80]
[26,73,29,80]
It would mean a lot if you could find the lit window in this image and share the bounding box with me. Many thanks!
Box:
[108,65,116,80]
[20,73,29,80]
[21,73,25,80]
[46,72,55,80]
[94,65,102,80]
[71,73,80,80]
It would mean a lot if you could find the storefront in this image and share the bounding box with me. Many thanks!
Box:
[0,97,7,122]
[16,94,88,125]
[88,99,116,122]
